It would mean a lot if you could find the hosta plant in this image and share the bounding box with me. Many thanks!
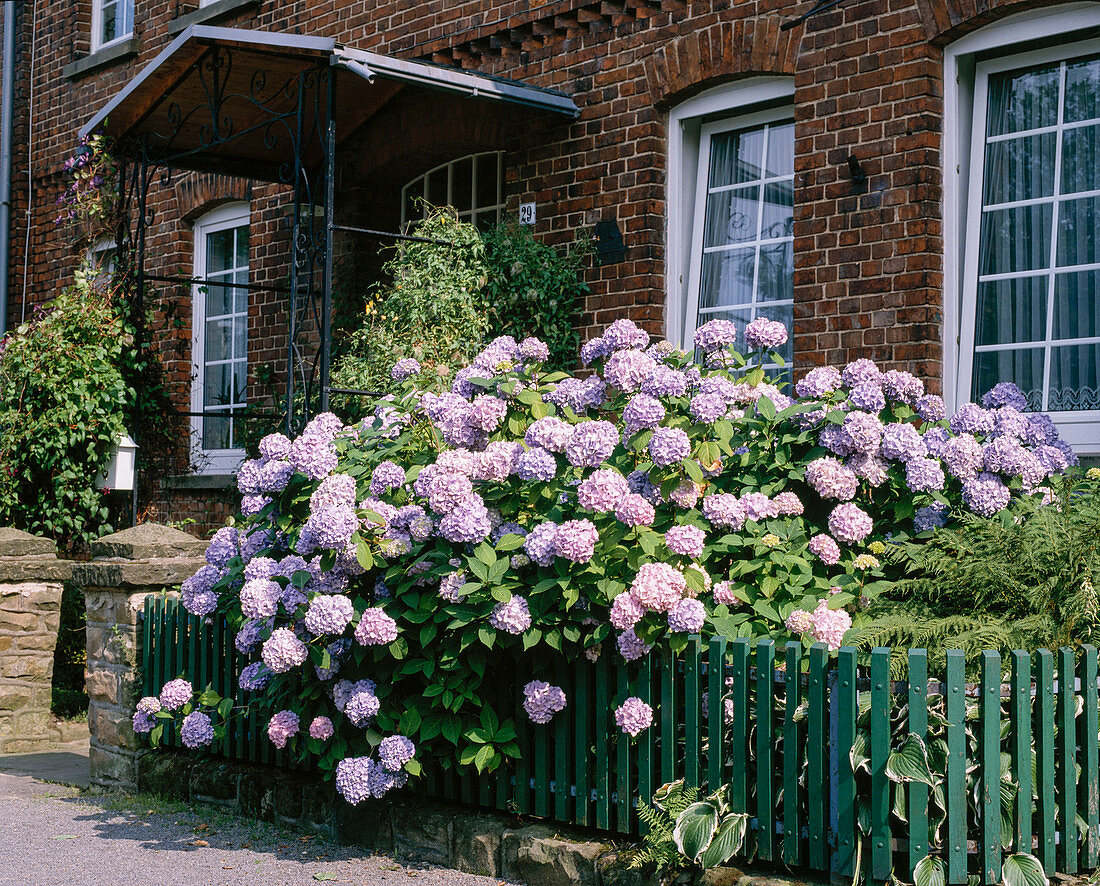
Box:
[142,317,1077,805]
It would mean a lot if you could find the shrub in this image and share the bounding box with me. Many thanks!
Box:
[149,318,1076,805]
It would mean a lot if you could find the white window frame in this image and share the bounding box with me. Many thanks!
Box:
[87,236,118,290]
[400,151,505,229]
[91,0,135,53]
[665,77,795,349]
[944,3,1100,455]
[191,202,249,474]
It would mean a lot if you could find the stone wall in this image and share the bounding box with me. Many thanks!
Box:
[0,528,73,753]
[73,522,206,790]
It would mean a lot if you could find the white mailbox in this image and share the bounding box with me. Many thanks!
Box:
[100,432,138,492]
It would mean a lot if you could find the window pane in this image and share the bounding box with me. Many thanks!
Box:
[203,282,232,318]
[755,301,795,371]
[1056,196,1100,267]
[764,123,794,178]
[709,129,765,188]
[1053,270,1100,341]
[1064,55,1100,124]
[1061,124,1100,195]
[699,249,757,310]
[704,185,759,249]
[204,363,232,408]
[757,241,794,302]
[206,229,235,274]
[451,157,473,214]
[233,362,247,405]
[1049,343,1100,411]
[979,203,1052,275]
[235,226,249,268]
[982,133,1056,204]
[477,154,499,209]
[233,270,247,314]
[428,168,447,207]
[987,64,1059,136]
[760,182,793,241]
[203,413,231,451]
[205,318,233,364]
[975,277,1047,346]
[233,313,247,360]
[972,348,1044,411]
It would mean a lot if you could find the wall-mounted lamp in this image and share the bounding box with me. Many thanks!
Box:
[847,154,867,188]
[594,219,626,265]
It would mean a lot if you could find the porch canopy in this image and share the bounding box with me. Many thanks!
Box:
[80,26,577,432]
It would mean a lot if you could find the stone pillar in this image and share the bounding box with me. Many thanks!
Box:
[73,522,206,790]
[0,528,72,753]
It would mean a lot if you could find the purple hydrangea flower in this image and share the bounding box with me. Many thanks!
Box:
[181,711,214,748]
[689,392,728,423]
[260,459,294,493]
[840,411,884,455]
[205,526,238,569]
[490,596,532,634]
[616,627,653,662]
[345,690,381,726]
[290,433,338,480]
[848,382,886,413]
[260,432,294,462]
[309,716,334,740]
[262,628,308,673]
[883,370,924,404]
[378,735,417,771]
[841,359,883,389]
[702,493,745,531]
[740,492,779,523]
[949,403,995,437]
[355,608,399,646]
[773,491,804,515]
[474,441,522,483]
[438,495,492,544]
[905,457,946,492]
[667,598,706,633]
[693,319,738,352]
[240,578,281,620]
[267,710,299,749]
[915,394,946,422]
[981,381,1028,411]
[648,427,690,467]
[943,434,984,479]
[665,525,705,558]
[805,457,859,501]
[577,469,629,513]
[238,661,272,691]
[881,423,927,462]
[370,461,406,496]
[564,421,619,467]
[623,393,666,434]
[914,502,950,532]
[743,317,788,350]
[615,492,656,527]
[610,593,646,629]
[642,365,690,398]
[847,452,889,487]
[547,376,606,413]
[524,417,574,453]
[828,503,873,545]
[554,519,599,563]
[523,681,567,725]
[159,678,193,711]
[615,696,654,737]
[796,366,843,399]
[603,349,658,393]
[808,533,841,565]
[391,357,421,381]
[235,619,268,654]
[515,447,558,482]
[962,472,1011,517]
[520,337,550,363]
[237,459,263,495]
[304,594,354,636]
[580,335,612,365]
[603,318,651,351]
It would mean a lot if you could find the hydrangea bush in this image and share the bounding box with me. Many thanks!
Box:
[148,318,1076,804]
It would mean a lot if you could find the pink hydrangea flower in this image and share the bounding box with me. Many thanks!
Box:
[615,697,654,737]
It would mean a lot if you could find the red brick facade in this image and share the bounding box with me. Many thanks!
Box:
[0,0,1089,535]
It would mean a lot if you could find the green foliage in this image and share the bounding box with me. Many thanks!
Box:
[331,209,490,413]
[633,781,701,872]
[850,473,1100,671]
[0,281,129,548]
[52,583,88,718]
[481,222,590,372]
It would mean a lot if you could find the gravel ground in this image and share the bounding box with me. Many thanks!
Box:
[0,772,516,886]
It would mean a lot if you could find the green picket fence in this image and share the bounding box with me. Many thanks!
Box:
[143,596,1100,883]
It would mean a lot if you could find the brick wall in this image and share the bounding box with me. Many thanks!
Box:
[0,0,1063,535]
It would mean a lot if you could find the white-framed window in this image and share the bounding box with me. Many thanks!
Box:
[191,203,249,473]
[401,151,504,231]
[666,78,796,357]
[91,0,134,52]
[946,5,1100,454]
[87,236,118,292]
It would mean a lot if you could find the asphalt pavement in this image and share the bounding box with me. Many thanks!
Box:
[0,744,515,886]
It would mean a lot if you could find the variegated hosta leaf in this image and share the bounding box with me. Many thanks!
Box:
[913,854,946,886]
[673,801,718,863]
[1000,853,1048,886]
[698,813,749,869]
[885,733,936,786]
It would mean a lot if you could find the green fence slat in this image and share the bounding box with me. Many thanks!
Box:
[616,661,633,834]
[908,649,929,876]
[142,597,153,697]
[870,648,891,885]
[1058,647,1078,873]
[534,706,550,818]
[783,642,803,867]
[594,653,611,830]
[555,658,571,823]
[634,656,653,833]
[980,650,1002,884]
[1080,645,1099,867]
[756,638,775,862]
[730,638,750,813]
[574,658,591,827]
[807,642,828,872]
[495,675,508,813]
[661,646,676,786]
[1011,650,1032,856]
[1036,648,1056,871]
[685,636,701,789]
[946,649,966,884]
[514,662,531,815]
[836,647,858,879]
[708,638,727,794]
[211,613,223,755]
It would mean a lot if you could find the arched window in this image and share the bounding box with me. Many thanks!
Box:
[667,79,795,366]
[401,151,504,230]
[191,202,249,472]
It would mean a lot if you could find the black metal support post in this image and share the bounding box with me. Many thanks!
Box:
[319,64,336,414]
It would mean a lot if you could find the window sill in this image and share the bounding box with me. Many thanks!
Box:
[62,37,140,80]
[163,473,237,491]
[168,0,260,36]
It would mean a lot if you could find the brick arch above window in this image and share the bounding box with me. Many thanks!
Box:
[915,0,1087,45]
[176,173,252,225]
[642,18,800,110]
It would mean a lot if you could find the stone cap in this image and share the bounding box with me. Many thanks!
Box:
[0,527,57,557]
[91,522,208,560]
